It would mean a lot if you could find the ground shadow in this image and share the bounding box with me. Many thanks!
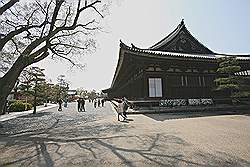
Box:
[18,112,53,118]
[1,128,250,166]
[0,120,130,166]
[71,133,250,167]
[125,118,134,121]
[1,107,250,166]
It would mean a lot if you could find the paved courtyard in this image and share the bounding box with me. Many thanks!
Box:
[0,101,250,167]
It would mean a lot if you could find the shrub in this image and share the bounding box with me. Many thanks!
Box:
[25,103,33,110]
[8,100,25,106]
[8,101,33,112]
[9,101,25,112]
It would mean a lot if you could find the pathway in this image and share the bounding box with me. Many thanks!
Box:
[0,101,249,167]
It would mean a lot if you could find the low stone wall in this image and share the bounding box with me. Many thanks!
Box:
[128,104,250,115]
[159,98,213,107]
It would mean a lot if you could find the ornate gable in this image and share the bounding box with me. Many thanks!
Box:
[150,20,214,54]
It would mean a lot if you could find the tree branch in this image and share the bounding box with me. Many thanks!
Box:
[10,38,22,54]
[32,51,49,64]
[32,48,49,64]
[49,47,76,66]
[0,21,48,50]
[51,43,87,50]
[48,0,64,35]
[50,30,88,40]
[39,0,52,38]
[90,5,103,18]
[0,0,19,15]
[62,5,71,27]
[72,0,101,28]
[2,0,103,71]
[28,45,48,60]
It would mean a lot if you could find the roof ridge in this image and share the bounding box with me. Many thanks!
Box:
[183,24,214,54]
[148,19,215,54]
[149,20,184,49]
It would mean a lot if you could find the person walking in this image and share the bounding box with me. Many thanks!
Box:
[81,98,86,112]
[122,97,129,119]
[57,99,63,111]
[64,98,68,108]
[101,99,105,107]
[77,98,81,112]
[98,99,101,107]
[94,99,97,108]
[117,100,126,121]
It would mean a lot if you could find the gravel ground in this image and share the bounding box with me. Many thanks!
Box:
[0,101,250,167]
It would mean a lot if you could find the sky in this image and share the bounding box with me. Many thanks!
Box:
[36,0,250,91]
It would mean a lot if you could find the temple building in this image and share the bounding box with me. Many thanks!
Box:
[103,20,250,100]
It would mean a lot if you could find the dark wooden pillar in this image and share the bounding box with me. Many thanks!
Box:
[142,71,147,99]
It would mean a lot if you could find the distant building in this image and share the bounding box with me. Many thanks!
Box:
[67,90,77,95]
[103,20,250,99]
[67,90,77,101]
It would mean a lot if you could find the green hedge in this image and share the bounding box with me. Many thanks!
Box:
[8,101,33,112]
[8,100,25,105]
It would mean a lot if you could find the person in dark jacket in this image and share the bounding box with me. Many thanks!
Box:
[57,99,63,111]
[77,98,85,112]
[101,99,105,107]
[81,98,86,112]
[98,99,101,107]
[94,99,97,108]
[77,98,81,112]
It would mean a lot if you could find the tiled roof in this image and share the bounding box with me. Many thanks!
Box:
[121,41,250,61]
[149,19,185,50]
[148,19,214,54]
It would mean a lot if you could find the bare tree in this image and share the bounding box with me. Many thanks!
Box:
[0,0,104,114]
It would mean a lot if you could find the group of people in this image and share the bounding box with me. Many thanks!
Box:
[57,97,131,122]
[58,97,106,112]
[77,98,85,112]
[93,98,105,108]
[117,97,130,121]
[77,98,106,112]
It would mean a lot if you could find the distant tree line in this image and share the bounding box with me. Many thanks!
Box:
[6,66,70,113]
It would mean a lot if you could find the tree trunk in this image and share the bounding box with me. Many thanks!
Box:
[33,80,37,114]
[0,56,28,114]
